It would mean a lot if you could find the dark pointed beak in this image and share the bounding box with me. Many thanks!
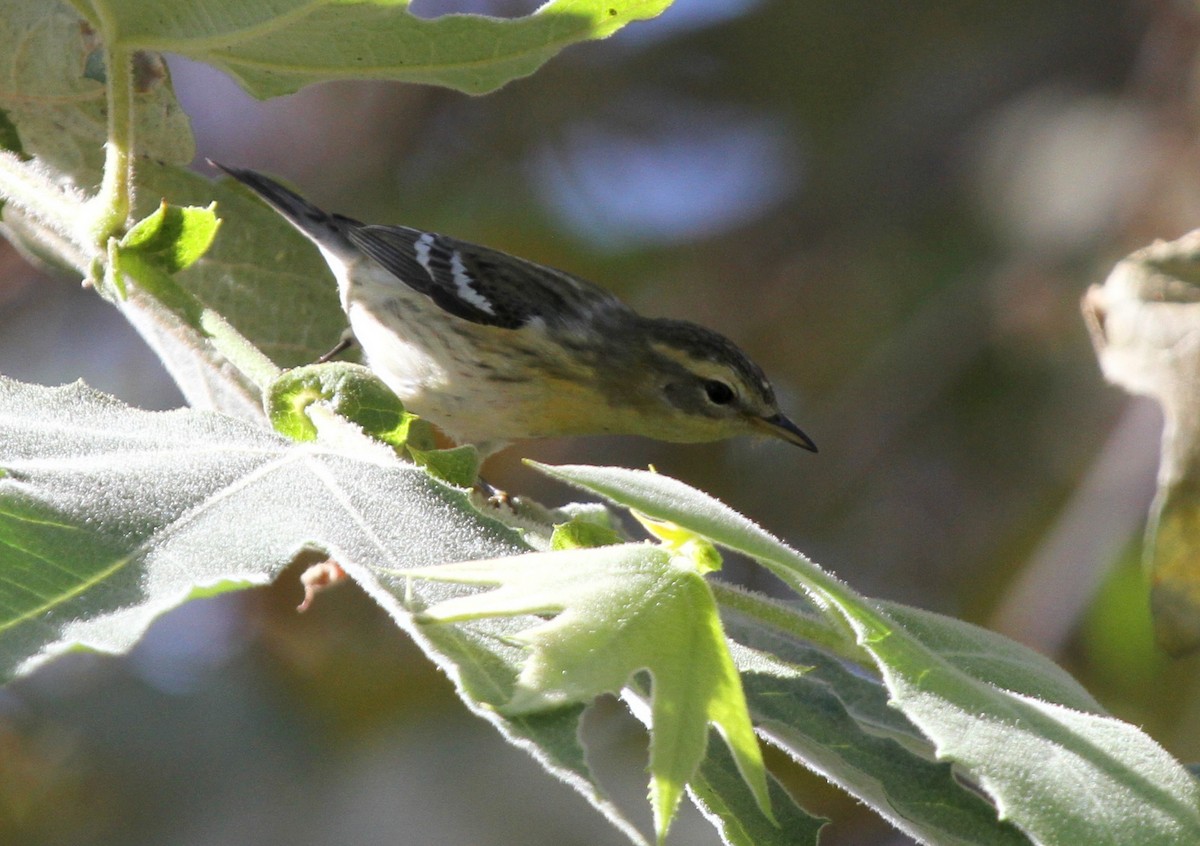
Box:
[754,413,818,452]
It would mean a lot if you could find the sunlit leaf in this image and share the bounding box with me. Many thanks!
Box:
[0,377,524,679]
[550,516,623,550]
[537,463,1200,846]
[408,445,481,489]
[724,609,1033,846]
[0,378,668,844]
[266,362,411,445]
[0,0,193,185]
[69,0,676,98]
[119,201,220,273]
[411,542,772,841]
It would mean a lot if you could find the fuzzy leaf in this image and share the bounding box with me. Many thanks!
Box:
[550,516,624,550]
[68,0,676,98]
[266,362,412,445]
[408,445,481,488]
[120,201,220,273]
[411,542,773,842]
[0,377,525,679]
[0,0,194,186]
[0,378,666,845]
[536,463,1200,846]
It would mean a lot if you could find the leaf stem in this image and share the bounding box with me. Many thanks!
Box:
[710,581,873,670]
[198,309,281,391]
[0,152,90,255]
[88,43,134,243]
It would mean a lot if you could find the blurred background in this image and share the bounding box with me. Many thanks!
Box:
[4,0,1200,843]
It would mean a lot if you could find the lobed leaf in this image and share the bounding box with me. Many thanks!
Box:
[0,377,525,679]
[725,609,1033,846]
[0,378,663,844]
[411,542,772,841]
[536,463,1200,846]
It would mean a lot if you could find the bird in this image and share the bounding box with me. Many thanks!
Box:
[211,162,816,458]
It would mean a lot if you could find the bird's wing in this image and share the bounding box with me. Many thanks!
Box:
[346,224,625,330]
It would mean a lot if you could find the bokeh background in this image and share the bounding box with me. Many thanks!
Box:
[4,0,1200,843]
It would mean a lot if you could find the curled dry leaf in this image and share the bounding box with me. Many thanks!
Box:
[1083,230,1200,654]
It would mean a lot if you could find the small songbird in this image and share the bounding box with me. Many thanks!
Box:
[213,162,816,457]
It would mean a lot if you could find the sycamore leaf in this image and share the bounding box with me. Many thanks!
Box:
[722,607,1033,846]
[265,363,478,485]
[687,732,824,846]
[620,645,827,846]
[633,509,723,574]
[0,0,194,189]
[536,463,1200,846]
[105,162,351,418]
[67,0,676,98]
[0,377,670,845]
[0,376,527,679]
[410,542,773,843]
[119,201,220,273]
[110,192,293,398]
[107,201,220,300]
[152,162,349,373]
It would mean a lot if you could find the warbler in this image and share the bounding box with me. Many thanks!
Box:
[213,162,816,457]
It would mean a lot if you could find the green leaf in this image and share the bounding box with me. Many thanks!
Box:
[410,542,773,842]
[0,0,194,185]
[110,191,286,393]
[550,516,623,550]
[266,369,461,479]
[407,444,482,488]
[0,376,525,679]
[108,201,220,300]
[165,163,350,371]
[73,0,676,98]
[633,509,723,574]
[119,201,220,273]
[111,235,200,315]
[112,162,349,416]
[686,731,825,846]
[536,463,1200,846]
[266,362,412,445]
[0,378,658,845]
[725,610,1034,846]
[621,644,827,845]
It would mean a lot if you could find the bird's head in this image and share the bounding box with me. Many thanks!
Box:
[592,317,817,451]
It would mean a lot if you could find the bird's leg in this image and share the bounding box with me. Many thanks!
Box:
[477,476,511,507]
[317,328,357,363]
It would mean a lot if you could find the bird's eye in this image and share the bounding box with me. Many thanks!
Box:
[703,379,735,406]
